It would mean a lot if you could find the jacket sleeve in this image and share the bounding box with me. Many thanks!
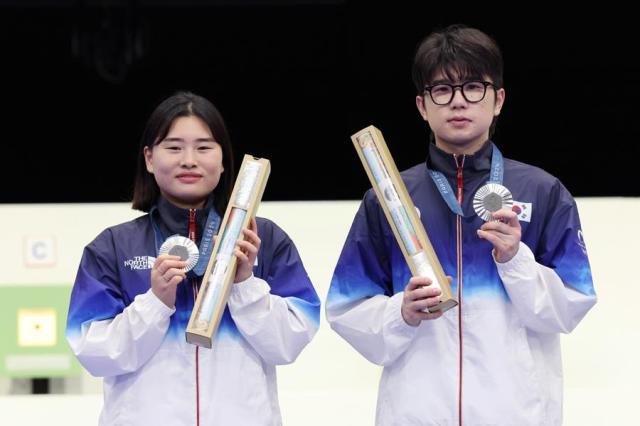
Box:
[227,222,320,365]
[66,230,174,377]
[326,191,418,366]
[497,183,597,334]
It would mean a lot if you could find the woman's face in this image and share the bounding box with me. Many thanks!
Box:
[144,115,224,209]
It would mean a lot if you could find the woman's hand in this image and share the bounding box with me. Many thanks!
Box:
[234,217,261,283]
[151,255,186,308]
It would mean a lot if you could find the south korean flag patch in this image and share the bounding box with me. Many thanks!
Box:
[511,201,532,222]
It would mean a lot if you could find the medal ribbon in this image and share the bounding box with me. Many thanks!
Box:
[426,143,504,216]
[150,206,221,277]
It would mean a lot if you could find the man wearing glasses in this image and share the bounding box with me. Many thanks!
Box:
[327,24,596,425]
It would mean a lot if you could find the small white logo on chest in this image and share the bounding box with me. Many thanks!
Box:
[123,256,156,270]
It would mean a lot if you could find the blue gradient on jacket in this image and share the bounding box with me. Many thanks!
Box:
[329,244,506,307]
[66,245,128,335]
[160,308,241,341]
[67,215,320,345]
[550,250,595,296]
[329,147,596,321]
[389,233,508,301]
[288,297,321,326]
[328,212,393,310]
[163,297,319,342]
[255,217,321,325]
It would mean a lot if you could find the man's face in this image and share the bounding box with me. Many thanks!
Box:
[416,73,505,154]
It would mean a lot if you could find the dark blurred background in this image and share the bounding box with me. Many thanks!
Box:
[1,1,638,204]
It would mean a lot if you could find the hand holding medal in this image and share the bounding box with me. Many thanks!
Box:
[476,204,522,263]
[158,235,200,271]
[151,235,199,308]
[453,147,521,263]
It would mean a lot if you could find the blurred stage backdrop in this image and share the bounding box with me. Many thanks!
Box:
[1,1,638,204]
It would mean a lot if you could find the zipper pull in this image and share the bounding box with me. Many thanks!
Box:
[189,209,196,242]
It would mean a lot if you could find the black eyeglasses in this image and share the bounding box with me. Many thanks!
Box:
[423,81,497,105]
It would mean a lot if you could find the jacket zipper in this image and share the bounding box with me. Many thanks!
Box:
[454,154,465,426]
[189,209,200,426]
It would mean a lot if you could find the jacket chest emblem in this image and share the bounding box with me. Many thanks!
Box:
[123,255,156,270]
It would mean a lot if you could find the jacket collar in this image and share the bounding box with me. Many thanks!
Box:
[426,139,493,180]
[152,196,214,243]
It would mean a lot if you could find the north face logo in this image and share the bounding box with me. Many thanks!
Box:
[123,256,156,270]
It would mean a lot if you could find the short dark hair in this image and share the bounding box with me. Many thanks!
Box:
[412,25,504,137]
[412,24,503,92]
[131,91,235,214]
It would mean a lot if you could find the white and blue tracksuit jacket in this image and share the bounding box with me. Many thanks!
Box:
[66,197,320,425]
[326,141,596,426]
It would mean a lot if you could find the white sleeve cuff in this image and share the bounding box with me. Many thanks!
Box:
[139,288,176,318]
[495,242,536,276]
[386,291,420,336]
[228,274,271,310]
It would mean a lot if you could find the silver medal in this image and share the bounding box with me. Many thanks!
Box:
[473,183,513,221]
[159,235,200,272]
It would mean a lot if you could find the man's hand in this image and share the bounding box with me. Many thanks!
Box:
[477,208,521,263]
[401,276,447,326]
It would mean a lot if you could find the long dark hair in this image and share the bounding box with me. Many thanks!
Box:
[131,91,235,214]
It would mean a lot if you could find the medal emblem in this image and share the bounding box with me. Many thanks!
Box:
[473,183,513,221]
[159,235,199,272]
